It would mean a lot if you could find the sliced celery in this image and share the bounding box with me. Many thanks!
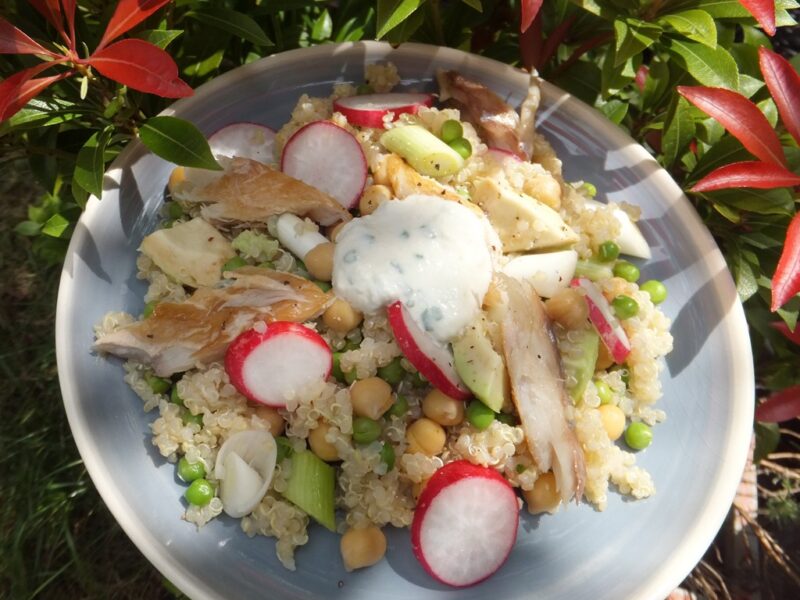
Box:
[380,125,464,177]
[281,450,336,531]
[561,327,600,402]
[574,259,613,282]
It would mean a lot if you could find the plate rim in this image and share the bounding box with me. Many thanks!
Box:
[56,40,755,600]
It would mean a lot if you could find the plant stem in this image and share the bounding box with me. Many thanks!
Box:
[429,0,445,46]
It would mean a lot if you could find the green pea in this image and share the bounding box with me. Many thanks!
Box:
[624,422,653,450]
[496,413,516,426]
[613,260,640,282]
[170,385,184,406]
[276,436,293,461]
[595,380,613,405]
[182,411,203,427]
[448,137,472,159]
[184,478,214,506]
[581,182,597,197]
[223,256,247,271]
[314,280,332,292]
[331,352,346,383]
[612,295,639,319]
[380,442,396,471]
[377,358,405,386]
[177,457,205,482]
[352,417,381,444]
[143,300,158,319]
[387,394,409,418]
[640,279,667,305]
[344,368,358,385]
[515,463,526,474]
[466,400,495,431]
[167,202,184,220]
[356,83,374,95]
[440,119,463,143]
[145,373,171,395]
[598,241,620,262]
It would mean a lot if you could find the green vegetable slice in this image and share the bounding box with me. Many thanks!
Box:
[281,451,336,531]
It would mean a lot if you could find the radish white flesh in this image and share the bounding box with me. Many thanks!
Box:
[502,250,578,298]
[225,322,332,407]
[333,93,434,128]
[386,301,470,400]
[584,199,651,259]
[208,122,276,164]
[280,121,367,209]
[572,277,631,363]
[412,460,518,587]
[275,213,328,260]
[214,429,277,518]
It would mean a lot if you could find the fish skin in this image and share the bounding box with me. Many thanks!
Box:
[497,273,586,504]
[93,268,331,376]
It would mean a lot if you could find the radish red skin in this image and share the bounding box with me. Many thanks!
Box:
[333,93,434,128]
[225,322,332,407]
[386,301,471,400]
[411,460,519,587]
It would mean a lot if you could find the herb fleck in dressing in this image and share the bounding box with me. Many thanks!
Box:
[332,195,494,342]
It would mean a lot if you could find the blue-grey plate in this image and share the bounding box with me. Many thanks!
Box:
[56,42,754,600]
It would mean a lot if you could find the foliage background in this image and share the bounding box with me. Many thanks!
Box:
[1,0,799,598]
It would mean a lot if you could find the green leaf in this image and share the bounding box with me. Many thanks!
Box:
[758,98,779,128]
[73,128,112,198]
[139,117,222,171]
[733,250,758,301]
[376,0,422,39]
[554,60,601,105]
[598,99,628,124]
[385,6,425,44]
[460,0,482,11]
[712,202,741,223]
[642,58,670,108]
[14,221,42,236]
[689,136,751,182]
[72,182,89,210]
[659,10,716,47]
[41,213,70,238]
[613,19,661,66]
[183,49,225,78]
[662,97,693,167]
[187,8,272,46]
[601,44,637,98]
[738,74,764,98]
[311,10,333,41]
[754,422,780,463]
[664,36,738,89]
[711,188,795,216]
[135,29,183,49]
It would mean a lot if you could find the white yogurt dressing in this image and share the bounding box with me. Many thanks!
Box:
[332,195,494,342]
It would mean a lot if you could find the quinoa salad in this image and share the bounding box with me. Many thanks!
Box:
[93,64,673,585]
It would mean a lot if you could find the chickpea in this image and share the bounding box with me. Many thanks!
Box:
[255,406,285,436]
[323,298,363,333]
[422,389,465,426]
[523,172,562,209]
[328,221,346,242]
[595,342,615,371]
[359,184,392,216]
[340,525,387,571]
[350,377,393,420]
[305,242,335,281]
[545,288,588,329]
[523,471,561,515]
[406,418,446,456]
[597,404,626,441]
[168,166,186,195]
[308,421,340,462]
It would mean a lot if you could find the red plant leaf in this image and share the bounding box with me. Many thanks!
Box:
[772,211,800,311]
[96,0,173,50]
[520,0,543,34]
[770,321,800,345]
[540,14,577,68]
[0,17,58,56]
[737,0,776,36]
[756,385,800,423]
[60,0,77,49]
[635,65,649,92]
[691,161,800,192]
[88,39,192,98]
[0,62,70,121]
[759,46,800,147]
[28,0,68,43]
[678,86,787,167]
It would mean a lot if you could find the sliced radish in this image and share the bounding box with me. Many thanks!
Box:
[280,121,367,209]
[333,93,434,128]
[208,122,276,164]
[572,277,631,364]
[411,460,519,587]
[225,322,332,407]
[214,430,277,518]
[583,199,651,259]
[486,146,523,164]
[502,250,578,298]
[275,213,328,260]
[386,301,470,400]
